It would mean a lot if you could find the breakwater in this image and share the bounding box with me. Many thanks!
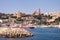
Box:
[0,27,33,38]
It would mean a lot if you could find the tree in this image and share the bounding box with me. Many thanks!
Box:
[47,15,52,19]
[55,17,60,22]
[16,17,24,21]
[33,15,41,20]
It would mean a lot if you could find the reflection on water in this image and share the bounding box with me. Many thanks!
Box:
[0,28,60,40]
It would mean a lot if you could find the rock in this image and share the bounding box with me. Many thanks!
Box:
[0,27,33,38]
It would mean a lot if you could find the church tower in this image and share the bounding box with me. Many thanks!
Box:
[33,8,41,16]
[17,10,22,18]
[37,8,40,15]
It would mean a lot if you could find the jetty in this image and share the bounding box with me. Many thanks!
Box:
[0,27,33,38]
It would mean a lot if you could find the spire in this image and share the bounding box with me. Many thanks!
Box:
[37,8,40,15]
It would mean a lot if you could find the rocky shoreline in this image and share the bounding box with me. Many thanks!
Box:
[0,28,33,38]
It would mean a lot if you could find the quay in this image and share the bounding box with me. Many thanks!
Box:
[0,27,33,38]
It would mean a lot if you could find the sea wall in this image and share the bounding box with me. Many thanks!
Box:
[0,27,33,38]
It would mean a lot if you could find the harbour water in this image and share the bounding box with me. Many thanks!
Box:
[0,27,60,40]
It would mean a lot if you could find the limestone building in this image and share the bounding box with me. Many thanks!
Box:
[33,8,41,16]
[17,11,22,18]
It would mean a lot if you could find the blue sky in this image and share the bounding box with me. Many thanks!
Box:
[0,0,60,14]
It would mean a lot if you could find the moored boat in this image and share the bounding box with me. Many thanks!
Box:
[22,24,35,29]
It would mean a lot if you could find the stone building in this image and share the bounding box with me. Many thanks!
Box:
[33,8,41,16]
[17,11,22,18]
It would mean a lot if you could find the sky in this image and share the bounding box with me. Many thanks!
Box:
[0,0,60,14]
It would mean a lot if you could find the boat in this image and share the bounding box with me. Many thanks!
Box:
[28,27,34,29]
[22,24,35,29]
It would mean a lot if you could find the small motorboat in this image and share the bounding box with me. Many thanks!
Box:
[28,27,34,29]
[22,24,35,29]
